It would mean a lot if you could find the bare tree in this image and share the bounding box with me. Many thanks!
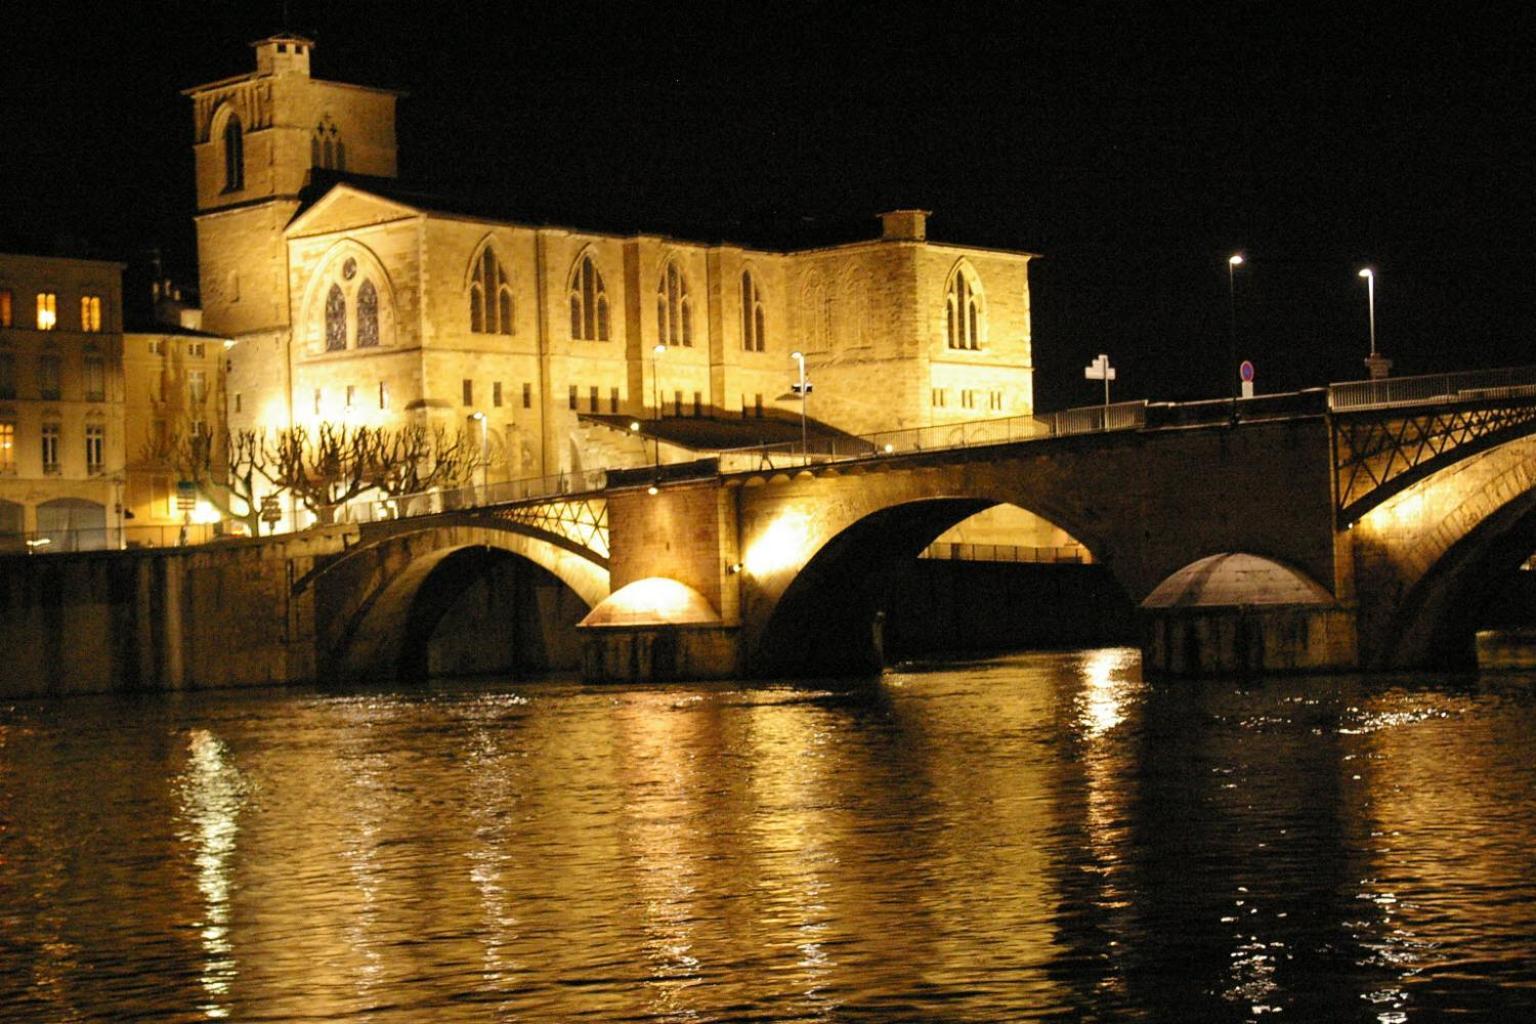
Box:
[269,423,388,523]
[371,424,490,496]
[143,423,276,537]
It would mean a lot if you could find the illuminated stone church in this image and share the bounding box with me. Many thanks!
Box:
[186,35,1038,486]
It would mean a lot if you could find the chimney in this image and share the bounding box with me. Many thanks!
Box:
[879,209,929,242]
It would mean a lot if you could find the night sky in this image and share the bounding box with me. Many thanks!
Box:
[3,2,1533,411]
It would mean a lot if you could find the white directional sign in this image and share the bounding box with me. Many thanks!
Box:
[1085,354,1116,406]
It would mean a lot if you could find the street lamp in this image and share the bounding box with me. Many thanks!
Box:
[649,343,668,470]
[790,350,810,461]
[1227,253,1244,404]
[1358,267,1377,357]
[1358,267,1391,380]
[469,411,488,495]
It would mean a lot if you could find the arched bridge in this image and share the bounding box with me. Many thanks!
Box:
[7,366,1533,696]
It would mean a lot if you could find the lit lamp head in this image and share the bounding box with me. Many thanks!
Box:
[469,411,485,423]
[1358,267,1374,281]
[1228,253,1244,267]
[652,343,666,357]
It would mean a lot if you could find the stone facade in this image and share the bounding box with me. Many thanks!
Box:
[121,323,231,542]
[186,36,1037,528]
[0,252,127,551]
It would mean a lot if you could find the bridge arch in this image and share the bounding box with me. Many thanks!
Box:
[1353,434,1536,668]
[310,520,609,683]
[741,485,1126,676]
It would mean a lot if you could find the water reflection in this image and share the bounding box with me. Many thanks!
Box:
[1,656,1533,1021]
[174,729,245,1020]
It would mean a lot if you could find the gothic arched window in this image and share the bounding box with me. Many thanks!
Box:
[223,114,244,192]
[741,270,765,352]
[356,280,379,348]
[325,284,347,351]
[470,247,512,335]
[657,260,692,346]
[945,266,984,350]
[312,115,346,172]
[569,254,610,341]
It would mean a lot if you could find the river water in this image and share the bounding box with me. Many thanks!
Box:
[1,647,1533,1022]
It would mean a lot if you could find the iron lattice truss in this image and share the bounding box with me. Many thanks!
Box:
[490,497,610,560]
[1334,403,1536,523]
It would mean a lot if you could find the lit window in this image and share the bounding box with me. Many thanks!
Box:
[36,293,57,331]
[188,369,208,404]
[41,422,60,474]
[325,284,347,352]
[741,270,765,351]
[38,354,60,399]
[356,280,379,347]
[569,254,610,341]
[469,247,513,335]
[0,289,11,327]
[223,114,244,192]
[80,295,102,332]
[188,342,205,358]
[945,267,984,350]
[0,421,14,474]
[85,424,105,475]
[657,260,692,346]
[84,350,106,402]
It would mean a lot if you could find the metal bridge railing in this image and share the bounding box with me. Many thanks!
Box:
[919,541,1089,565]
[716,400,1149,472]
[337,468,609,525]
[1329,366,1536,411]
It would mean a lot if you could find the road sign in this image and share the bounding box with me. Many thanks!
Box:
[1240,360,1255,383]
[176,480,197,513]
[1084,354,1116,381]
[1085,354,1116,407]
[260,494,283,523]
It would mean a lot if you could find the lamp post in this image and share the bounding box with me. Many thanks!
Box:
[1226,253,1244,404]
[469,411,488,496]
[790,350,809,462]
[650,343,666,467]
[1358,268,1391,380]
[1358,268,1376,357]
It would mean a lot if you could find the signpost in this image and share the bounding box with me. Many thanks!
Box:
[175,480,197,513]
[1240,359,1255,400]
[1084,354,1116,407]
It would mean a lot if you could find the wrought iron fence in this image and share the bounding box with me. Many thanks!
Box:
[335,468,609,525]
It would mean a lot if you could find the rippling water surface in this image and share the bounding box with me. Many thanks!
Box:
[2,649,1534,1022]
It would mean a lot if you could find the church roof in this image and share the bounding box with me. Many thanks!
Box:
[291,172,1037,256]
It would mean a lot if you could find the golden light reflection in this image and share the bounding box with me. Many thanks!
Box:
[175,729,246,1021]
[613,692,709,1019]
[742,510,812,576]
[1077,647,1136,738]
